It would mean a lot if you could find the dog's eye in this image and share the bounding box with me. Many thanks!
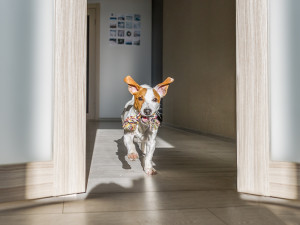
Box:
[138,97,143,101]
[152,98,158,102]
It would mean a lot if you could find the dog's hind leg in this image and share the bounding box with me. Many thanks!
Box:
[124,132,139,161]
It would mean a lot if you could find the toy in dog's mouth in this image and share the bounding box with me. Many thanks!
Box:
[141,115,154,123]
[139,114,161,130]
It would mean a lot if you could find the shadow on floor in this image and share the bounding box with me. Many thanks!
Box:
[114,137,131,170]
[114,137,145,171]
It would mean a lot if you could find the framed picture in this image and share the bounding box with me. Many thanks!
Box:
[110,13,141,46]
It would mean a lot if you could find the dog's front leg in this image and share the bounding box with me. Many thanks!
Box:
[144,131,157,175]
[141,137,147,155]
[123,132,139,161]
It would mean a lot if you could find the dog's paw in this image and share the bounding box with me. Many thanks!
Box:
[128,152,139,161]
[145,167,157,175]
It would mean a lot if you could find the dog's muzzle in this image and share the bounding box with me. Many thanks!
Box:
[143,108,152,116]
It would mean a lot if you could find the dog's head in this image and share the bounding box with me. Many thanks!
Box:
[124,76,174,118]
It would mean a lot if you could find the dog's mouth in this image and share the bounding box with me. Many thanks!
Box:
[141,115,153,123]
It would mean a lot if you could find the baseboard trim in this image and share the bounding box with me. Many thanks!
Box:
[162,122,236,143]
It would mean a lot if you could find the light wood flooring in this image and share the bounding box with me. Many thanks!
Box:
[0,121,299,225]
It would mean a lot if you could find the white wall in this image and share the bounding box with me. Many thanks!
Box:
[88,0,152,118]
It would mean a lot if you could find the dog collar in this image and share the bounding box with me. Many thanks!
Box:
[123,113,160,131]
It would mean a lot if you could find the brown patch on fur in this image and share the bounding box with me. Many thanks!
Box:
[157,77,174,87]
[155,77,174,97]
[124,76,140,88]
[134,88,147,112]
[153,89,161,103]
[124,75,141,94]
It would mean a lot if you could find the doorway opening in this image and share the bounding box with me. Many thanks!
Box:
[84,0,237,196]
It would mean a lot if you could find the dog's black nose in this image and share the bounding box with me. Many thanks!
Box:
[144,108,152,115]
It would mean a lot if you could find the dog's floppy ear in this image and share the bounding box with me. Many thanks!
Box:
[154,77,174,97]
[124,75,141,95]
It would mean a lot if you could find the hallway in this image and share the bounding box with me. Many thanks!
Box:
[0,121,299,224]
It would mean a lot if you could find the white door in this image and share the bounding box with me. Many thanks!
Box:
[237,0,300,199]
[0,0,86,202]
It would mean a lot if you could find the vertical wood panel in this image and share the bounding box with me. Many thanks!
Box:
[54,0,87,195]
[236,0,270,196]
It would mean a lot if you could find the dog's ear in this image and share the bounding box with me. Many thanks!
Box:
[154,77,174,97]
[124,75,141,95]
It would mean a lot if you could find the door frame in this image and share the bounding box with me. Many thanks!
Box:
[87,3,100,120]
[236,0,300,199]
[86,8,96,120]
[0,0,87,202]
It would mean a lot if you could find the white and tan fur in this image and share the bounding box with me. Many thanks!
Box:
[121,76,174,175]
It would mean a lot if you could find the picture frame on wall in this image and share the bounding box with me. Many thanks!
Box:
[109,13,141,46]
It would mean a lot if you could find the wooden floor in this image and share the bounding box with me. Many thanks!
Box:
[0,121,300,224]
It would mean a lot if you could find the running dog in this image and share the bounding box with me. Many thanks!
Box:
[121,76,174,175]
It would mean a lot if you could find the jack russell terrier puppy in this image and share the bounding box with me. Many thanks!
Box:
[121,76,174,175]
